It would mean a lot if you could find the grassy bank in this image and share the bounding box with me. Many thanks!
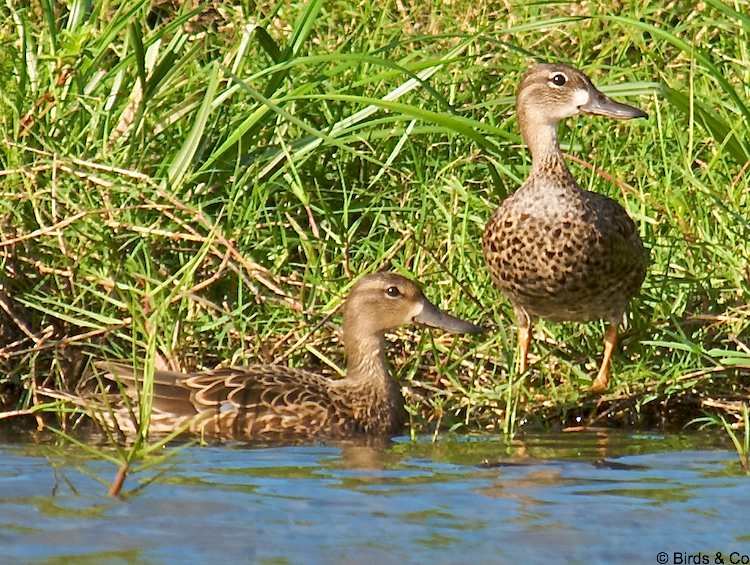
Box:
[1,0,748,437]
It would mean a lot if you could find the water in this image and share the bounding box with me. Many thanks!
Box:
[2,431,749,564]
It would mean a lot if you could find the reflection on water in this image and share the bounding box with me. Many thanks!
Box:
[1,431,748,564]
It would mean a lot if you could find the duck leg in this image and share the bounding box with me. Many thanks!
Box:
[590,323,617,393]
[515,307,532,374]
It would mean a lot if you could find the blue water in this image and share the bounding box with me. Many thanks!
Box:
[1,432,749,564]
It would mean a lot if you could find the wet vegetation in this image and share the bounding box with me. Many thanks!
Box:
[1,0,749,448]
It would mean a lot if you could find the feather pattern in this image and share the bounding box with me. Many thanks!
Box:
[481,63,649,390]
[483,151,647,323]
[93,272,482,441]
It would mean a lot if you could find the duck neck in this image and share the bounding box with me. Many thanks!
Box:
[518,107,567,174]
[343,332,392,389]
[339,322,405,433]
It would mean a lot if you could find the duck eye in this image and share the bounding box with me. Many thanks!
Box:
[551,73,567,87]
[385,286,401,298]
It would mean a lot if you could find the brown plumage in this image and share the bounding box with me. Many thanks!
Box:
[94,272,482,441]
[482,63,648,392]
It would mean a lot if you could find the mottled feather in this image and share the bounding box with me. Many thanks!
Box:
[91,272,482,441]
[482,63,648,391]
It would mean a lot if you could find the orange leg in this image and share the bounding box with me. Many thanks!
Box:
[591,323,617,393]
[516,322,532,374]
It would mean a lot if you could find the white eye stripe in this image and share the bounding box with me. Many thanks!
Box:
[409,301,424,319]
[571,88,590,106]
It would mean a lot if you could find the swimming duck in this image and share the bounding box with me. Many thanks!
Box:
[95,272,482,440]
[482,63,648,392]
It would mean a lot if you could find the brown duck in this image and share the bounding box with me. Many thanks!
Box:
[95,272,482,440]
[482,63,648,392]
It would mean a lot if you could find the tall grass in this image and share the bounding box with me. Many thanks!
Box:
[0,0,748,446]
[691,402,750,473]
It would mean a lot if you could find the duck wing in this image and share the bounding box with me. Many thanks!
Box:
[588,191,648,288]
[94,361,339,440]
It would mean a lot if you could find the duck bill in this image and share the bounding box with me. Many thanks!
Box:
[579,89,648,120]
[413,300,484,335]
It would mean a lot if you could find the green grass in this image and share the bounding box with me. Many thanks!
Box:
[1,0,749,441]
[692,402,750,473]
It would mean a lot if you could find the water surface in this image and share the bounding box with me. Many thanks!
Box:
[2,431,748,564]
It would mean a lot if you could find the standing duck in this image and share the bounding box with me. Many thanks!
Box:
[95,272,482,440]
[482,63,648,392]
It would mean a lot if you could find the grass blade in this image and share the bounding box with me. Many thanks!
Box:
[166,63,222,190]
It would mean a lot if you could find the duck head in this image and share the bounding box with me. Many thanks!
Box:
[516,63,647,160]
[342,272,483,339]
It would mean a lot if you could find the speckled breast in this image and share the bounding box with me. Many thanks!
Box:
[482,189,647,323]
